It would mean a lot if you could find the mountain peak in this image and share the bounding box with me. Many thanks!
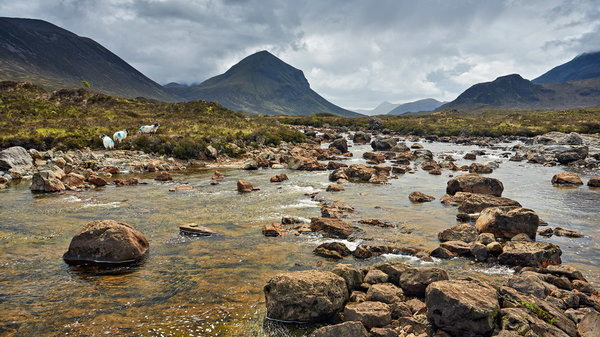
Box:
[533,51,600,84]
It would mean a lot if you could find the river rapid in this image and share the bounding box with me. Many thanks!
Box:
[1,139,599,336]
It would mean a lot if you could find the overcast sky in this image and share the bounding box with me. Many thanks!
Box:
[1,0,599,110]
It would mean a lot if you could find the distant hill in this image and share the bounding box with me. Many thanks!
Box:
[355,101,400,115]
[533,51,600,84]
[388,98,445,115]
[164,50,362,117]
[438,74,600,111]
[0,17,180,102]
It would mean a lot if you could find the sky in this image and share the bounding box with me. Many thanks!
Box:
[1,0,599,110]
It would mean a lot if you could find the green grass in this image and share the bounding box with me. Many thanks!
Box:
[273,108,600,137]
[0,82,305,159]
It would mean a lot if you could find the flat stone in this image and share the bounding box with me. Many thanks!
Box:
[499,241,562,267]
[179,223,218,236]
[344,301,392,329]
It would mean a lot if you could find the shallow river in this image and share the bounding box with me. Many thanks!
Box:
[1,140,599,336]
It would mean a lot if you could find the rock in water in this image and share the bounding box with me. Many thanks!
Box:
[0,146,32,170]
[475,206,539,240]
[179,223,218,236]
[588,177,600,187]
[310,217,356,239]
[446,173,504,197]
[551,173,583,185]
[499,241,562,267]
[309,321,368,337]
[264,270,348,322]
[154,172,172,181]
[408,191,435,203]
[237,180,256,192]
[457,193,521,213]
[270,173,289,182]
[63,220,149,265]
[438,223,478,243]
[329,138,348,153]
[30,169,66,192]
[426,280,500,337]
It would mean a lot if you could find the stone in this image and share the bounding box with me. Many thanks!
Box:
[358,219,394,228]
[264,270,348,322]
[469,163,493,174]
[476,233,496,245]
[457,194,521,214]
[426,280,500,337]
[309,321,368,337]
[463,153,477,160]
[369,327,398,337]
[487,242,503,255]
[578,311,600,337]
[87,174,108,187]
[353,131,372,144]
[371,138,397,151]
[375,262,411,285]
[551,173,583,185]
[179,223,218,236]
[471,243,489,262]
[438,223,478,243]
[154,172,172,181]
[364,269,389,284]
[30,170,66,192]
[204,145,218,160]
[439,240,472,256]
[310,217,356,239]
[500,307,569,337]
[0,146,32,171]
[331,264,363,291]
[262,224,284,237]
[446,173,504,197]
[507,274,555,299]
[344,301,392,329]
[326,184,345,192]
[314,242,351,258]
[408,191,435,203]
[237,180,256,192]
[61,172,85,188]
[270,173,289,182]
[475,206,539,240]
[366,283,405,304]
[499,241,562,267]
[430,247,457,259]
[329,138,348,153]
[554,227,584,238]
[327,161,348,170]
[114,178,140,186]
[399,267,449,297]
[511,233,533,242]
[101,165,120,174]
[588,177,600,187]
[63,220,149,265]
[169,185,194,192]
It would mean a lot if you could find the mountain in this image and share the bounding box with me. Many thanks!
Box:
[355,101,400,115]
[0,17,180,102]
[437,74,600,111]
[165,50,362,117]
[388,98,445,115]
[533,51,600,84]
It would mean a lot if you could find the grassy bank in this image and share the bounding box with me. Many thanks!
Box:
[0,82,305,159]
[274,107,600,137]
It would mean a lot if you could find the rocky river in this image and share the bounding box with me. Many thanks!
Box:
[0,130,599,336]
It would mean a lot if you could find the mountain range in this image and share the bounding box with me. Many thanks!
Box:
[388,98,445,115]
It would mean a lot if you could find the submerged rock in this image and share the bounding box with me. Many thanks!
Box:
[264,270,348,322]
[63,220,149,265]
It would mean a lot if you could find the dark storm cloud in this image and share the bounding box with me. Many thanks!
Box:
[0,0,598,109]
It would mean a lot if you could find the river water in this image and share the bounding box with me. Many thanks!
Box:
[1,139,599,336]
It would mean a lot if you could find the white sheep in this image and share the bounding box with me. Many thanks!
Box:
[99,134,114,150]
[139,123,160,134]
[113,129,128,143]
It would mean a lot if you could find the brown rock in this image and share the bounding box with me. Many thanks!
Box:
[344,301,392,329]
[179,223,218,236]
[430,247,457,259]
[30,169,66,192]
[331,264,363,291]
[358,219,394,228]
[309,321,368,337]
[87,174,108,187]
[101,165,120,174]
[499,241,562,267]
[399,267,449,297]
[468,163,493,174]
[588,177,600,187]
[463,153,477,160]
[154,172,172,181]
[578,310,600,337]
[327,161,348,170]
[438,223,478,243]
[439,240,472,256]
[476,206,539,240]
[263,224,284,237]
[270,173,289,182]
[554,227,584,238]
[409,191,435,203]
[310,217,356,239]
[366,283,405,304]
[551,172,583,185]
[314,242,351,259]
[237,180,256,193]
[446,173,504,196]
[62,172,85,188]
[114,178,140,186]
[326,184,345,192]
[169,185,194,192]
[458,193,521,213]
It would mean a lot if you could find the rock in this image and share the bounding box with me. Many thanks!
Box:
[327,161,348,170]
[426,280,500,337]
[358,219,394,228]
[331,264,363,291]
[0,146,32,171]
[369,118,384,130]
[457,194,521,214]
[344,301,392,329]
[487,242,503,255]
[476,233,496,245]
[30,170,66,192]
[61,172,85,188]
[262,224,284,237]
[475,206,539,240]
[281,215,303,224]
[310,217,356,239]
[114,178,140,186]
[154,172,172,181]
[369,327,398,337]
[463,153,477,160]
[353,131,372,144]
[87,174,108,187]
[430,247,457,259]
[270,173,289,182]
[539,227,554,237]
[500,307,569,337]
[512,234,535,242]
[446,173,504,197]
[586,177,600,187]
[471,243,489,262]
[499,241,562,267]
[555,146,588,164]
[326,184,345,192]
[554,227,584,238]
[314,242,351,259]
[439,240,472,256]
[63,220,149,265]
[375,262,411,285]
[169,185,194,192]
[364,269,390,284]
[506,273,556,299]
[366,283,405,304]
[204,145,218,160]
[408,191,435,203]
[101,165,120,174]
[309,321,368,337]
[551,173,583,185]
[437,223,478,243]
[469,163,493,174]
[371,138,397,151]
[390,143,410,152]
[237,180,257,192]
[329,138,348,153]
[264,270,348,322]
[578,311,600,337]
[399,267,449,297]
[179,223,218,236]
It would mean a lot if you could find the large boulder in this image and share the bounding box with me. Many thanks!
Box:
[63,220,149,265]
[446,173,504,197]
[30,168,66,192]
[331,264,363,292]
[458,194,522,214]
[371,138,397,151]
[551,173,583,185]
[578,311,600,337]
[438,223,478,243]
[475,207,539,240]
[499,241,562,267]
[399,267,449,297]
[353,131,372,145]
[329,138,348,153]
[555,146,588,164]
[344,301,392,329]
[310,217,357,239]
[309,321,368,337]
[426,280,500,337]
[0,146,32,171]
[264,270,348,322]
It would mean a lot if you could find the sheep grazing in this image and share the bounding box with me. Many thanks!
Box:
[139,123,160,134]
[113,129,128,143]
[100,134,114,150]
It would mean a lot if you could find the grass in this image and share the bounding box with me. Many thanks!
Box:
[273,108,600,137]
[0,81,305,159]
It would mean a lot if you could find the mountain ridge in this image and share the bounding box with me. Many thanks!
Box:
[533,51,600,84]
